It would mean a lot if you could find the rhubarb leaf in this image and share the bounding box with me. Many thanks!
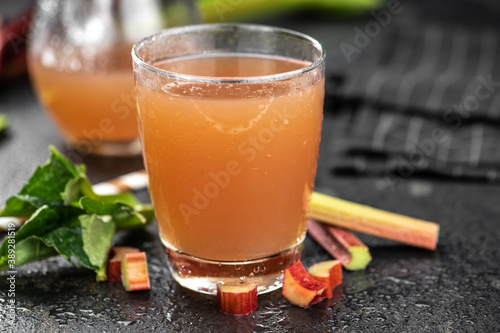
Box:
[83,185,142,207]
[77,172,141,208]
[36,226,93,268]
[62,177,85,206]
[79,197,125,215]
[0,147,155,280]
[0,206,59,254]
[80,214,115,281]
[79,197,152,231]
[1,196,37,219]
[0,146,84,217]
[0,206,89,270]
[0,238,58,271]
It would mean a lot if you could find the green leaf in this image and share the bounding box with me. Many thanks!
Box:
[79,197,124,215]
[36,226,94,269]
[0,206,59,258]
[113,210,145,229]
[82,182,142,207]
[0,206,86,270]
[79,197,154,231]
[20,147,82,199]
[0,196,37,218]
[62,177,84,206]
[0,146,85,216]
[137,204,155,223]
[113,204,155,230]
[0,146,154,279]
[0,114,8,134]
[80,214,115,281]
[0,238,58,271]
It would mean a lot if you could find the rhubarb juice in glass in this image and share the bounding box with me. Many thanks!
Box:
[132,24,325,294]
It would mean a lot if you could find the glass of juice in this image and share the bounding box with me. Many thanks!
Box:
[132,24,325,294]
[28,0,199,156]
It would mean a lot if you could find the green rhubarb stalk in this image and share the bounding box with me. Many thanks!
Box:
[308,219,371,270]
[0,114,8,134]
[310,192,440,250]
[198,0,384,23]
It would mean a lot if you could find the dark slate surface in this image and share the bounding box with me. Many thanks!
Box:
[1,1,500,332]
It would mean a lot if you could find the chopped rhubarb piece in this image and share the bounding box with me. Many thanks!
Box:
[282,261,328,308]
[307,260,342,298]
[217,284,258,315]
[107,246,140,282]
[308,219,372,270]
[121,252,150,291]
[310,192,440,250]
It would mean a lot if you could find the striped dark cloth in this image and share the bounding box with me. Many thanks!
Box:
[326,23,500,182]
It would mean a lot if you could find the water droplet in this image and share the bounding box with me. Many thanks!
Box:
[384,276,415,285]
[415,301,431,308]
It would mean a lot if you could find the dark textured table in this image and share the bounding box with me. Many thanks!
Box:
[1,1,500,332]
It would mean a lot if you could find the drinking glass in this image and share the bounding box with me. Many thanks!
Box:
[132,24,325,294]
[28,0,199,156]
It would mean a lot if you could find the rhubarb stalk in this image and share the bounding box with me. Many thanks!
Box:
[309,192,440,250]
[307,260,342,298]
[107,246,140,282]
[307,219,371,270]
[217,284,258,315]
[282,261,328,308]
[121,252,151,291]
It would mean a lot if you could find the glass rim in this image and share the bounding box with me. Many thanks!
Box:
[131,23,325,84]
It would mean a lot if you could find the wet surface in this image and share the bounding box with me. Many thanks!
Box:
[1,181,499,333]
[1,95,500,331]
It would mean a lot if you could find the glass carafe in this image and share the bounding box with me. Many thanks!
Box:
[28,0,199,156]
